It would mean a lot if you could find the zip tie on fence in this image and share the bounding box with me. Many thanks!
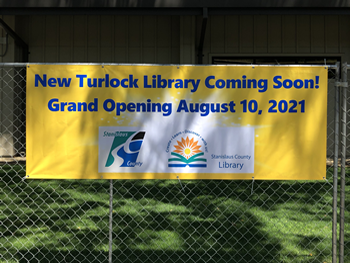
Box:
[177,176,185,192]
[19,175,28,185]
[335,81,348,88]
[251,177,255,195]
[323,177,333,186]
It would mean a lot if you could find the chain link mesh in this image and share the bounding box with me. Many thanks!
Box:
[0,65,339,263]
[343,67,350,263]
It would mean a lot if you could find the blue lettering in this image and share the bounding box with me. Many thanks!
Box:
[177,100,189,113]
[221,103,228,113]
[284,79,293,88]
[116,102,126,115]
[58,78,71,87]
[129,75,139,88]
[88,78,97,88]
[162,103,172,116]
[305,79,314,88]
[174,79,183,88]
[88,98,98,111]
[110,78,120,88]
[127,103,136,112]
[273,76,282,89]
[205,76,215,89]
[105,74,109,87]
[48,78,57,87]
[103,99,115,112]
[200,103,210,116]
[35,75,71,87]
[67,103,76,111]
[157,75,167,88]
[35,74,46,87]
[121,79,128,88]
[76,75,87,87]
[48,98,59,111]
[144,76,152,88]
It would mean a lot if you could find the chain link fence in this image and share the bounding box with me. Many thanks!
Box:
[0,63,344,263]
[342,64,350,263]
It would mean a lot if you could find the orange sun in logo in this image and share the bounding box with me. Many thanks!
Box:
[174,137,202,159]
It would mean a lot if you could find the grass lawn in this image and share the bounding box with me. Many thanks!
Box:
[0,164,349,263]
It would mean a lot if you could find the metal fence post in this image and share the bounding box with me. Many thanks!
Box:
[339,62,347,263]
[109,180,113,263]
[333,62,340,263]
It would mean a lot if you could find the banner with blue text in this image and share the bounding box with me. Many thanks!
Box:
[26,64,327,180]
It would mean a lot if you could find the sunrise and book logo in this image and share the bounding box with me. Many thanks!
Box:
[168,136,207,168]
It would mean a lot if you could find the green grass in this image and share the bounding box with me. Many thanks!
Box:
[0,164,349,263]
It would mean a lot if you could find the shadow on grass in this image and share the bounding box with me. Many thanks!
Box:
[15,208,280,263]
[0,164,345,262]
[17,247,278,263]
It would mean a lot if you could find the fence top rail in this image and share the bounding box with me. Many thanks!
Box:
[0,62,338,68]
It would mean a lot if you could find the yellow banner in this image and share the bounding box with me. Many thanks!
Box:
[26,65,327,180]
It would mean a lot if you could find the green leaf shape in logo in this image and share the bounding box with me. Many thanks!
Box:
[168,152,206,164]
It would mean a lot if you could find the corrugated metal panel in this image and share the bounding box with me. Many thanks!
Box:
[100,15,114,62]
[180,15,195,64]
[224,16,239,53]
[268,15,282,53]
[340,16,350,53]
[206,15,348,61]
[19,14,349,64]
[254,15,268,53]
[210,15,224,53]
[128,15,142,63]
[143,16,156,63]
[326,15,339,53]
[17,15,181,64]
[240,15,254,53]
[114,16,128,62]
[297,15,311,53]
[171,17,180,62]
[44,16,58,62]
[282,15,297,53]
[29,16,45,62]
[311,15,325,53]
[157,16,172,63]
